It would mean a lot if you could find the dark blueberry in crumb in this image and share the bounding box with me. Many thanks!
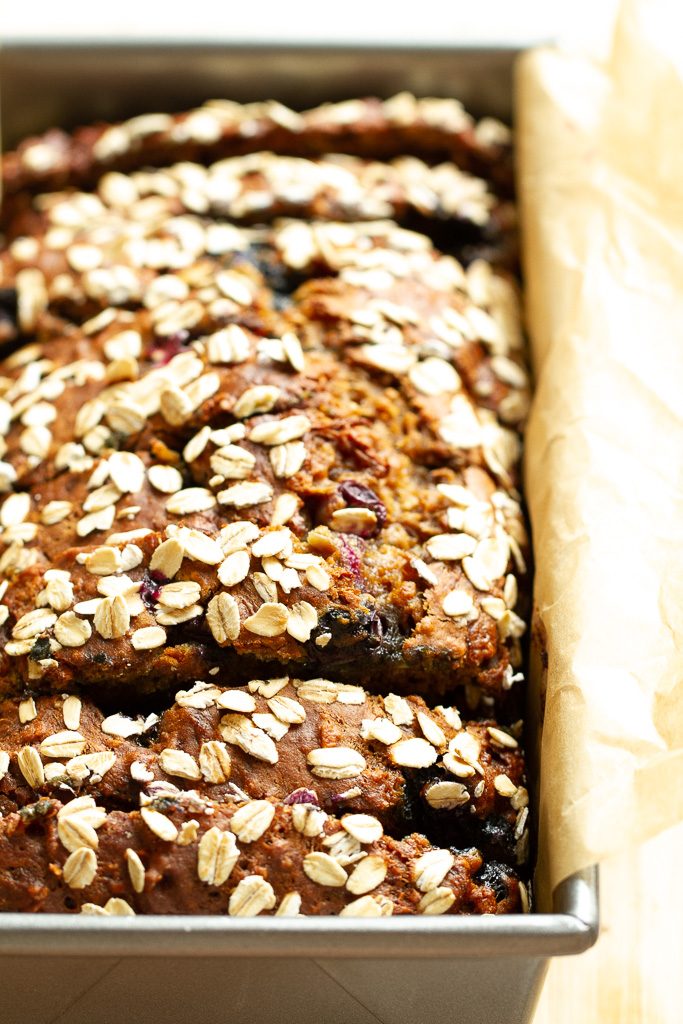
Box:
[475,861,513,903]
[338,480,386,534]
[283,788,319,805]
[0,288,18,336]
[242,244,295,295]
[139,571,167,611]
[338,535,365,581]
[64,896,77,910]
[479,815,516,862]
[28,637,51,662]
[149,330,190,365]
[0,288,17,310]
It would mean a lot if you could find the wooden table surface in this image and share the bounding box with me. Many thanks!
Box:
[533,821,683,1024]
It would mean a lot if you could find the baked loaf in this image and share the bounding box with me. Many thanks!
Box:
[0,94,530,917]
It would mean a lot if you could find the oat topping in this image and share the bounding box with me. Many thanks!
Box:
[307,747,367,780]
[206,593,240,644]
[39,730,86,758]
[275,892,303,917]
[215,689,256,713]
[303,852,348,888]
[158,747,201,780]
[291,803,327,837]
[389,737,438,769]
[17,746,45,788]
[228,875,276,916]
[340,894,393,917]
[220,714,278,764]
[197,826,239,886]
[81,897,136,916]
[140,805,179,842]
[63,846,98,889]
[487,726,519,749]
[424,781,470,809]
[18,697,37,724]
[346,854,388,895]
[230,800,275,843]
[125,847,146,893]
[418,887,456,915]
[198,740,232,783]
[57,796,107,853]
[413,849,455,892]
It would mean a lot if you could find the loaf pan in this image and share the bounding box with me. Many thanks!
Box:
[0,41,598,1024]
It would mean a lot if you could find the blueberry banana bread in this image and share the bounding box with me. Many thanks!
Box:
[0,94,530,917]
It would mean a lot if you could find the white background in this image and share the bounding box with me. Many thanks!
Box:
[3,0,622,55]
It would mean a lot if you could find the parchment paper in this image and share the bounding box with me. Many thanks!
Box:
[517,0,683,897]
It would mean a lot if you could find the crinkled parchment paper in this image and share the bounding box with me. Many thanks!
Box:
[517,0,683,899]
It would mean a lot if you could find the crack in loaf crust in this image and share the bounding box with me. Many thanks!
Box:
[0,93,532,916]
